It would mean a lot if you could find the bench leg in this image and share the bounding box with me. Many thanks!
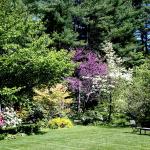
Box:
[140,129,141,134]
[144,130,146,135]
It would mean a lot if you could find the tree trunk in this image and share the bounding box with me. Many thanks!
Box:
[78,82,81,112]
[108,92,112,122]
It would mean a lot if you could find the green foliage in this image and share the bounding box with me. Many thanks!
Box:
[0,0,75,106]
[0,48,75,104]
[79,0,146,66]
[111,113,129,127]
[0,124,41,135]
[72,101,111,125]
[23,0,148,66]
[112,79,129,113]
[19,124,40,135]
[125,60,150,123]
[48,118,73,129]
[0,126,18,134]
[20,107,45,124]
[80,110,103,125]
[0,134,6,141]
[28,0,81,48]
[0,0,51,55]
[114,60,150,124]
[1,49,74,86]
[0,87,21,105]
[34,83,73,118]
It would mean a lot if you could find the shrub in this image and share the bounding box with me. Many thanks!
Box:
[34,84,73,118]
[0,123,41,135]
[114,60,150,125]
[0,113,4,127]
[0,107,22,128]
[0,134,6,140]
[48,118,73,129]
[17,106,45,124]
[81,110,103,125]
[0,126,18,134]
[18,124,40,135]
[111,113,129,127]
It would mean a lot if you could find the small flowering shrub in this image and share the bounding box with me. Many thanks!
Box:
[0,107,22,129]
[34,84,73,118]
[48,118,73,129]
[0,113,4,127]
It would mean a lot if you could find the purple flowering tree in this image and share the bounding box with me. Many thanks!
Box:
[67,49,107,112]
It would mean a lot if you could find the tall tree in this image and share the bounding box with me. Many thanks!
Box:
[23,0,149,67]
[24,0,82,49]
[134,0,150,54]
[78,0,147,67]
[0,0,75,105]
[67,49,107,111]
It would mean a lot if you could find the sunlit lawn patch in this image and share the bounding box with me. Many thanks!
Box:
[0,126,150,150]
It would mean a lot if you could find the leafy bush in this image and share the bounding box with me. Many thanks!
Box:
[0,126,18,134]
[0,134,6,140]
[26,108,44,124]
[81,110,103,125]
[18,124,40,135]
[37,119,49,128]
[0,124,41,135]
[17,106,45,124]
[0,113,4,127]
[48,118,73,129]
[0,107,22,128]
[17,109,29,123]
[111,113,129,127]
[34,84,73,118]
[114,60,150,125]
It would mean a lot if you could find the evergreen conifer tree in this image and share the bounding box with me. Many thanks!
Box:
[24,0,82,49]
[79,0,147,66]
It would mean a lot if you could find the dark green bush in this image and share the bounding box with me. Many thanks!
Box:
[81,110,103,125]
[0,123,41,136]
[0,134,7,140]
[0,127,18,134]
[18,124,40,135]
[111,113,129,127]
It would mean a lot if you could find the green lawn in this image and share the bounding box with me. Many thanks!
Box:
[0,126,150,150]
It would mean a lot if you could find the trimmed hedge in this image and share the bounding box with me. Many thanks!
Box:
[19,124,40,135]
[0,127,18,134]
[0,134,7,140]
[0,124,40,135]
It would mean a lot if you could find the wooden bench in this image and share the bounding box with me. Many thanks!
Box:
[130,120,150,134]
[139,127,150,135]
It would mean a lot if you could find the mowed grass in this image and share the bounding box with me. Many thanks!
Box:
[0,126,150,150]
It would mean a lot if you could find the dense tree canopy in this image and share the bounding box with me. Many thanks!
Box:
[117,59,150,124]
[23,0,82,49]
[0,0,75,105]
[77,0,148,67]
[23,0,149,66]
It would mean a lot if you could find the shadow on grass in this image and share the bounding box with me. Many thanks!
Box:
[123,131,150,136]
[34,130,48,135]
[0,128,49,141]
